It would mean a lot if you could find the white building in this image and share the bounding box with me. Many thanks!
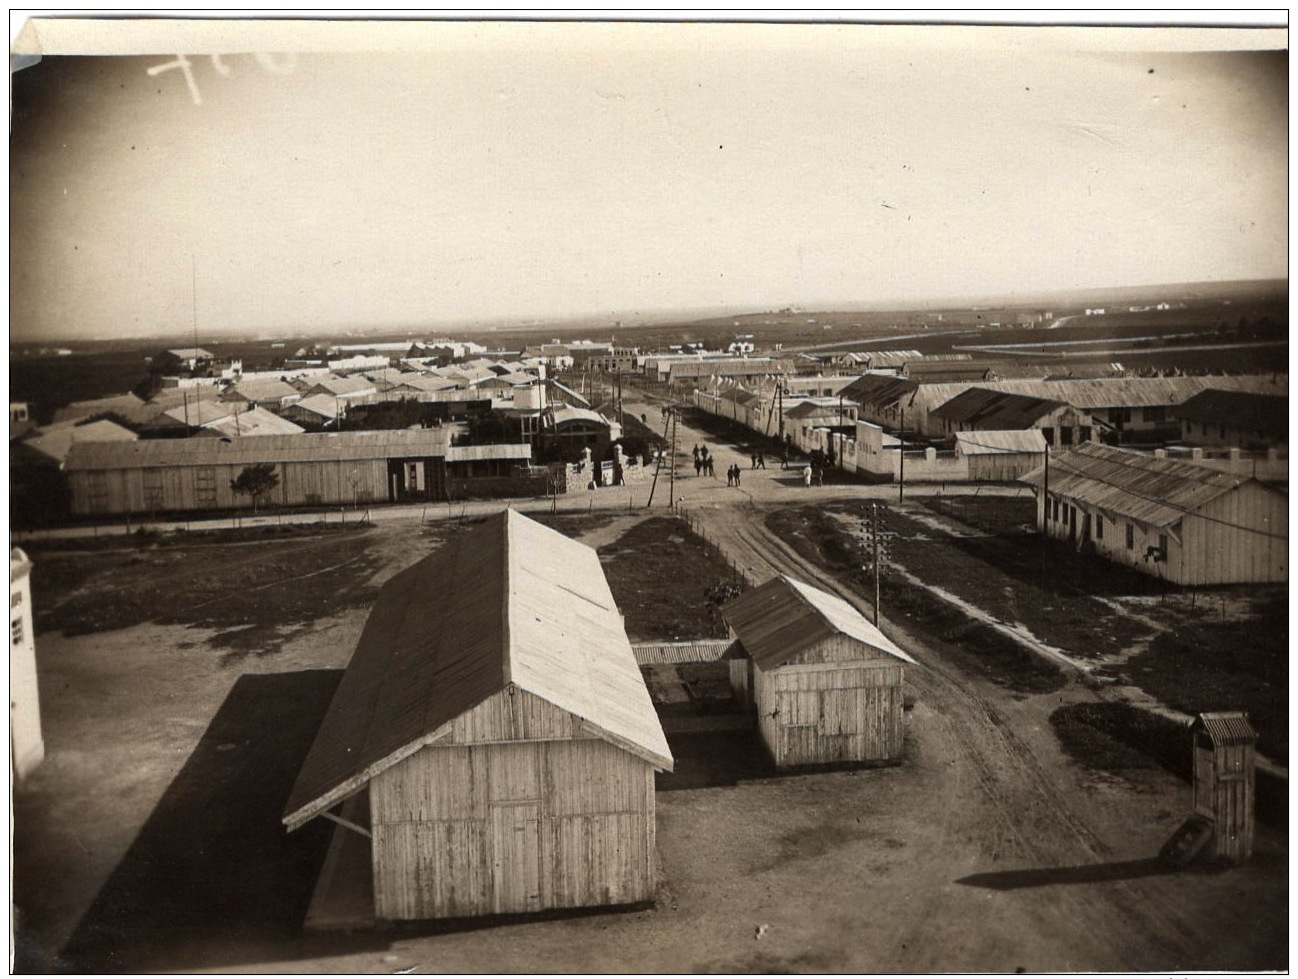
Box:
[10,548,44,781]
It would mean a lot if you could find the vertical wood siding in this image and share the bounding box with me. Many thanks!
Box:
[754,649,904,768]
[370,731,655,919]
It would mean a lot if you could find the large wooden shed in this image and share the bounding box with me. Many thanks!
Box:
[1021,441,1288,585]
[283,509,673,921]
[722,575,916,769]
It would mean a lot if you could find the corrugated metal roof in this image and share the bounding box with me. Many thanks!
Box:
[1194,711,1257,747]
[65,428,454,470]
[785,399,856,420]
[51,393,147,425]
[161,401,236,426]
[283,510,672,830]
[954,430,1048,455]
[839,375,919,409]
[200,408,306,438]
[285,393,343,419]
[224,377,300,402]
[445,443,532,462]
[930,387,1069,428]
[21,419,138,464]
[1020,442,1254,528]
[722,574,915,670]
[1174,389,1288,440]
[307,375,377,396]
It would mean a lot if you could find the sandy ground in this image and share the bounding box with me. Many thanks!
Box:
[10,400,1287,973]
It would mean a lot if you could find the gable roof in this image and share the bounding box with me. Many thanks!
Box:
[1019,441,1265,528]
[19,418,138,465]
[198,407,305,438]
[283,510,672,831]
[721,574,915,670]
[66,428,453,470]
[930,387,1071,428]
[307,374,377,397]
[223,377,300,402]
[1173,389,1288,440]
[839,374,919,410]
[954,429,1048,455]
[161,400,236,427]
[784,398,856,420]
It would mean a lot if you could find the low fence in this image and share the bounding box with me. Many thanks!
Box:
[632,639,737,665]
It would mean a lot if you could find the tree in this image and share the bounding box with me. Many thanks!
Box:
[230,462,280,514]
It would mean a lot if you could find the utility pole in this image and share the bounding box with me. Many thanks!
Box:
[872,502,881,626]
[898,405,906,502]
[646,406,673,508]
[1041,444,1050,535]
[668,407,678,509]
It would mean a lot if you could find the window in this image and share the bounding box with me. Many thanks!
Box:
[1159,533,1168,557]
[1042,427,1055,446]
[1096,515,1104,540]
[1060,426,1073,446]
[11,618,22,646]
[1051,499,1060,522]
[1126,524,1135,550]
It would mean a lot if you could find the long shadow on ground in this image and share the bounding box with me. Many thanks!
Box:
[956,857,1174,890]
[45,670,345,974]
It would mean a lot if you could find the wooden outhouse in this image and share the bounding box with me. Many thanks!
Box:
[1192,712,1257,863]
[722,575,916,769]
[283,509,673,921]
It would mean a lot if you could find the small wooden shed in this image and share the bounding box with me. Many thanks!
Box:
[283,509,673,921]
[722,575,916,769]
[1192,712,1257,863]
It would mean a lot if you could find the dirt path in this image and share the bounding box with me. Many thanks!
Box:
[675,500,1287,971]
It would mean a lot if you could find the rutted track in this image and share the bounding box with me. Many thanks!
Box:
[682,500,1224,968]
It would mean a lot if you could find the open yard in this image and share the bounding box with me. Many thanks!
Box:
[11,503,1288,973]
[767,497,1288,762]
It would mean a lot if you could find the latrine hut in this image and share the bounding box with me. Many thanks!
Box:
[1192,712,1257,863]
[283,509,673,921]
[722,575,916,769]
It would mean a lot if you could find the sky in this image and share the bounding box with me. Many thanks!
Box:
[8,21,1289,341]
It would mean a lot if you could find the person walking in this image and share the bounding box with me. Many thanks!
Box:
[803,465,812,488]
[734,465,742,487]
[706,457,716,478]
[750,453,757,469]
[757,452,766,469]
[694,456,703,477]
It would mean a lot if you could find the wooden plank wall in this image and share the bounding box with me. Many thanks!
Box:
[1211,742,1256,862]
[70,457,397,515]
[755,655,904,768]
[369,711,656,919]
[631,639,736,665]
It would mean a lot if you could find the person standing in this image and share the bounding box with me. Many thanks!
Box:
[803,465,812,487]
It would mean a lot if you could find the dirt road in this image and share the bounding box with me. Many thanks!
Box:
[676,499,1286,971]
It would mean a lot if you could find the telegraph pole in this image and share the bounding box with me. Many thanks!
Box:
[898,406,906,502]
[1041,445,1050,534]
[668,407,679,508]
[872,502,881,626]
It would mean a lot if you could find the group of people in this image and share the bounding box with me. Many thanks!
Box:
[687,441,825,489]
[691,444,715,477]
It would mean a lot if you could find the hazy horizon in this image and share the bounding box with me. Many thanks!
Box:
[10,23,1288,343]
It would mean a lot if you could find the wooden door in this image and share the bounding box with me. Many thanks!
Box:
[490,802,542,914]
[1192,738,1214,817]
